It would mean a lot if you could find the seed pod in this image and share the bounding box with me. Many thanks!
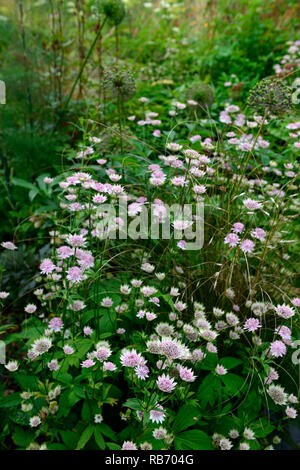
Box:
[186,82,214,110]
[103,65,135,102]
[247,78,293,115]
[99,0,126,26]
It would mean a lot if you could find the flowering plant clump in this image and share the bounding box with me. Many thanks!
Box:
[0,1,299,452]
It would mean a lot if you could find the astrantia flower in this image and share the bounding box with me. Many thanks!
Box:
[103,361,117,371]
[251,227,267,241]
[150,405,165,424]
[156,323,174,337]
[215,365,227,375]
[57,245,74,259]
[81,359,95,368]
[240,239,255,253]
[63,345,74,355]
[224,233,240,247]
[229,429,239,439]
[135,364,149,380]
[83,326,93,336]
[270,340,287,357]
[275,304,295,319]
[66,266,83,283]
[243,198,262,210]
[285,407,297,419]
[122,441,137,450]
[47,359,59,371]
[153,427,167,440]
[275,325,291,341]
[0,292,9,299]
[1,241,17,250]
[32,337,52,356]
[244,318,261,332]
[219,438,233,450]
[49,317,63,332]
[40,258,55,275]
[29,416,41,427]
[5,361,18,372]
[120,349,143,367]
[94,414,103,424]
[179,366,196,382]
[243,428,255,440]
[101,297,113,307]
[157,374,177,393]
[268,385,288,405]
[24,304,37,314]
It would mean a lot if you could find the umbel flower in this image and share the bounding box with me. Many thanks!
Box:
[103,65,135,102]
[186,81,214,110]
[247,78,293,115]
[99,0,126,26]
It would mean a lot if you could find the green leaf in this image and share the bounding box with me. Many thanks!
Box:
[220,357,243,370]
[174,430,213,450]
[12,427,35,448]
[0,392,22,408]
[173,405,200,433]
[76,425,94,450]
[94,427,106,449]
[60,430,78,449]
[123,398,143,411]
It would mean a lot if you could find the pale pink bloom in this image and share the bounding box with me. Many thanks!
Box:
[177,240,187,250]
[275,325,291,341]
[29,416,41,427]
[103,361,116,371]
[0,292,9,299]
[240,239,255,253]
[120,349,143,367]
[215,365,227,375]
[149,405,165,424]
[63,345,74,355]
[66,266,83,283]
[244,318,261,332]
[83,326,93,336]
[40,258,55,275]
[49,317,63,332]
[95,348,111,362]
[224,233,239,247]
[122,441,137,450]
[135,364,149,380]
[57,245,74,259]
[179,366,196,382]
[157,374,177,393]
[24,304,37,314]
[5,361,18,372]
[270,340,287,357]
[117,328,126,334]
[67,234,86,247]
[243,198,262,210]
[292,297,300,307]
[101,297,113,307]
[1,241,17,250]
[285,407,297,419]
[275,305,295,319]
[232,222,244,233]
[251,227,267,241]
[48,359,59,371]
[81,359,95,368]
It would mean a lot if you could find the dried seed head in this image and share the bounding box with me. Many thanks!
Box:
[100,0,126,26]
[186,82,214,109]
[103,65,135,101]
[247,78,293,115]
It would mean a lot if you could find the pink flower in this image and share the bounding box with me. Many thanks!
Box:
[66,266,83,283]
[177,240,187,250]
[49,317,63,332]
[285,407,297,419]
[251,227,267,241]
[57,246,74,259]
[63,345,74,355]
[122,441,137,450]
[103,361,116,371]
[0,292,9,299]
[292,297,300,307]
[120,349,143,367]
[47,360,59,371]
[40,258,55,275]
[224,233,240,247]
[232,222,244,233]
[81,359,95,368]
[244,318,261,332]
[1,241,17,250]
[275,325,291,341]
[83,326,93,336]
[275,305,295,319]
[240,239,255,253]
[215,365,227,375]
[157,374,177,393]
[67,234,86,247]
[270,340,287,358]
[149,405,165,424]
[135,364,149,380]
[179,366,196,382]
